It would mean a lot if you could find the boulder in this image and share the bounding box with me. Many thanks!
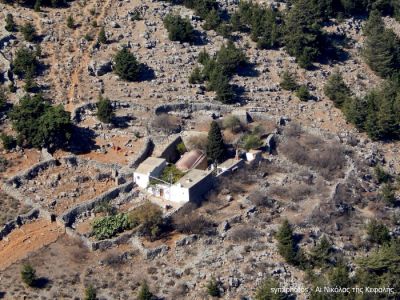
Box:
[88,59,113,76]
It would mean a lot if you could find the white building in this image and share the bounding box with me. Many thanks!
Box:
[134,157,167,188]
[148,169,214,204]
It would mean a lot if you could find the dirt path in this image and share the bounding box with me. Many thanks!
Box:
[0,219,64,270]
[67,0,113,111]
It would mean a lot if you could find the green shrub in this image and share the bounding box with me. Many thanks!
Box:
[374,165,392,184]
[12,48,39,79]
[189,67,204,84]
[129,202,163,240]
[280,71,298,91]
[1,134,16,150]
[206,277,220,297]
[310,235,333,267]
[324,72,351,107]
[176,142,187,154]
[5,13,16,32]
[10,94,72,150]
[242,134,262,151]
[84,285,97,300]
[21,264,36,287]
[296,85,311,101]
[137,281,153,300]
[0,88,7,111]
[91,213,132,240]
[380,183,396,206]
[98,27,107,44]
[96,96,114,123]
[21,22,37,42]
[163,14,194,42]
[67,15,75,29]
[215,41,247,76]
[276,219,298,265]
[255,277,288,300]
[203,9,221,31]
[160,164,184,184]
[367,220,391,245]
[114,48,141,81]
[222,115,242,133]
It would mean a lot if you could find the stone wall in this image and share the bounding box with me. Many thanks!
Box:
[155,135,183,163]
[0,208,52,240]
[128,137,154,168]
[59,181,135,227]
[154,102,234,115]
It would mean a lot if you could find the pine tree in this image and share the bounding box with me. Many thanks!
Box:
[280,70,298,91]
[34,0,41,12]
[137,281,153,300]
[311,235,332,267]
[67,15,75,29]
[96,96,114,123]
[84,285,97,300]
[21,264,36,287]
[206,121,225,163]
[203,8,221,31]
[324,72,351,107]
[21,22,37,42]
[114,48,141,81]
[206,277,220,297]
[329,263,352,288]
[5,13,16,32]
[255,277,288,300]
[276,219,298,264]
[380,183,396,206]
[284,0,324,69]
[98,27,107,44]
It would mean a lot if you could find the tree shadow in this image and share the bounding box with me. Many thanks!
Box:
[318,33,351,65]
[237,62,259,77]
[112,115,135,129]
[232,84,247,105]
[138,64,156,81]
[190,30,208,46]
[34,277,51,289]
[68,126,99,154]
[0,292,5,299]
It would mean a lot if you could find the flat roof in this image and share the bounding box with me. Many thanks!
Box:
[135,157,166,174]
[218,158,243,169]
[176,169,212,189]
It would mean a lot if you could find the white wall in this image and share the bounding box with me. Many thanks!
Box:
[170,184,190,203]
[134,172,150,188]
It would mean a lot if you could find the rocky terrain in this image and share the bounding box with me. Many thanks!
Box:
[0,0,400,299]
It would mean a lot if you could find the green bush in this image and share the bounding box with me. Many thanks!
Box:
[296,85,311,101]
[222,115,243,133]
[189,66,204,84]
[163,14,194,42]
[160,164,184,184]
[203,8,221,31]
[367,220,391,245]
[215,41,247,76]
[5,13,16,32]
[310,235,333,267]
[1,134,16,150]
[255,277,288,300]
[137,281,153,300]
[67,15,75,29]
[21,264,36,287]
[10,94,72,150]
[96,96,114,123]
[380,183,396,206]
[84,285,97,300]
[324,72,351,107]
[374,165,392,184]
[176,142,187,154]
[0,88,7,111]
[206,277,220,297]
[114,48,141,81]
[21,22,37,42]
[12,48,39,79]
[242,134,262,151]
[98,27,107,44]
[91,213,132,240]
[280,71,298,91]
[129,202,163,240]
